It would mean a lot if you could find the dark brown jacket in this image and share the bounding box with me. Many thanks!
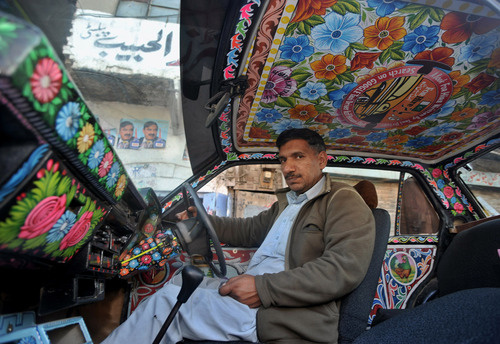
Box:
[211,176,375,343]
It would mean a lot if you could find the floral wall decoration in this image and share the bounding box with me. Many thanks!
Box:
[0,153,108,262]
[1,13,129,202]
[235,0,500,161]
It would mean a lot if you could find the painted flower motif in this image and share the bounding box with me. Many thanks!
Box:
[454,202,464,213]
[133,247,141,255]
[129,259,139,269]
[404,125,427,136]
[441,132,464,142]
[402,25,439,54]
[383,134,409,146]
[46,210,76,243]
[59,211,93,250]
[425,122,457,136]
[291,0,338,22]
[262,66,297,103]
[449,71,470,96]
[488,48,500,68]
[55,102,81,141]
[311,54,347,80]
[367,0,407,16]
[315,112,335,123]
[288,104,318,120]
[308,124,330,135]
[30,57,62,104]
[441,12,500,44]
[271,119,303,134]
[300,82,327,100]
[106,162,121,188]
[443,186,455,199]
[405,136,434,149]
[365,132,388,142]
[329,128,351,139]
[249,126,272,139]
[356,61,404,83]
[467,110,498,130]
[115,174,127,198]
[459,34,496,63]
[450,107,478,122]
[432,168,442,178]
[336,136,369,146]
[19,194,67,239]
[120,268,130,276]
[256,108,282,123]
[88,140,105,170]
[328,83,357,108]
[279,35,314,63]
[479,89,500,106]
[415,47,455,67]
[98,151,114,178]
[77,123,95,153]
[363,16,406,50]
[152,252,162,261]
[464,73,496,94]
[426,99,456,120]
[311,12,363,53]
[437,179,446,189]
[0,144,48,202]
[350,52,381,72]
[141,255,152,264]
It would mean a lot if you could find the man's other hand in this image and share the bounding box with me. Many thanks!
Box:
[219,274,262,308]
[175,206,197,221]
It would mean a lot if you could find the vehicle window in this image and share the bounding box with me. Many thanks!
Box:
[458,148,500,218]
[399,173,440,235]
[199,165,283,217]
[325,167,400,236]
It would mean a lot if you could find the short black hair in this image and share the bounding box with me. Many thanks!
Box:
[276,128,326,153]
[120,120,133,129]
[143,121,158,129]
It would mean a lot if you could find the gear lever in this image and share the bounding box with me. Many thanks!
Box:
[152,265,204,344]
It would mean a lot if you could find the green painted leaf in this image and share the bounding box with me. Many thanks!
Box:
[275,96,296,108]
[409,10,427,30]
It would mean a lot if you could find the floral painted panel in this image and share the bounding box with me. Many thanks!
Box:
[0,147,108,262]
[238,0,500,161]
[369,245,436,323]
[0,13,129,202]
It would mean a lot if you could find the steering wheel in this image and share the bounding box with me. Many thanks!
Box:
[179,182,227,278]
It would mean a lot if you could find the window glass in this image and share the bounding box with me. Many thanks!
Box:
[458,148,500,217]
[399,173,440,235]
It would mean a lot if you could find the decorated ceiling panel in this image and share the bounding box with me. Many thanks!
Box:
[235,0,500,162]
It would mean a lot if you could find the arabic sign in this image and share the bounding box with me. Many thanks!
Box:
[65,10,179,78]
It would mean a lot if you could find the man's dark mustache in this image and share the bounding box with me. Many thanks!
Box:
[285,173,300,180]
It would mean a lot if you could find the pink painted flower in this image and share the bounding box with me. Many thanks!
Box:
[432,169,442,178]
[30,58,62,103]
[59,211,93,250]
[443,186,454,199]
[262,66,297,103]
[98,151,114,178]
[454,203,464,213]
[19,195,67,239]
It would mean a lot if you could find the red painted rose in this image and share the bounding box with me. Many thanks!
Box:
[454,203,464,213]
[432,169,442,178]
[59,211,93,250]
[19,195,67,239]
[350,52,381,72]
[443,186,454,199]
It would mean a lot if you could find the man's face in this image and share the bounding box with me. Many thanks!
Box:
[143,124,158,140]
[119,124,133,140]
[278,139,327,194]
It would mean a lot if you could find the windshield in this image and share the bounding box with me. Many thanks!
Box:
[15,0,188,198]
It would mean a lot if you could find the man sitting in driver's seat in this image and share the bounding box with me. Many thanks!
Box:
[103,128,375,343]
